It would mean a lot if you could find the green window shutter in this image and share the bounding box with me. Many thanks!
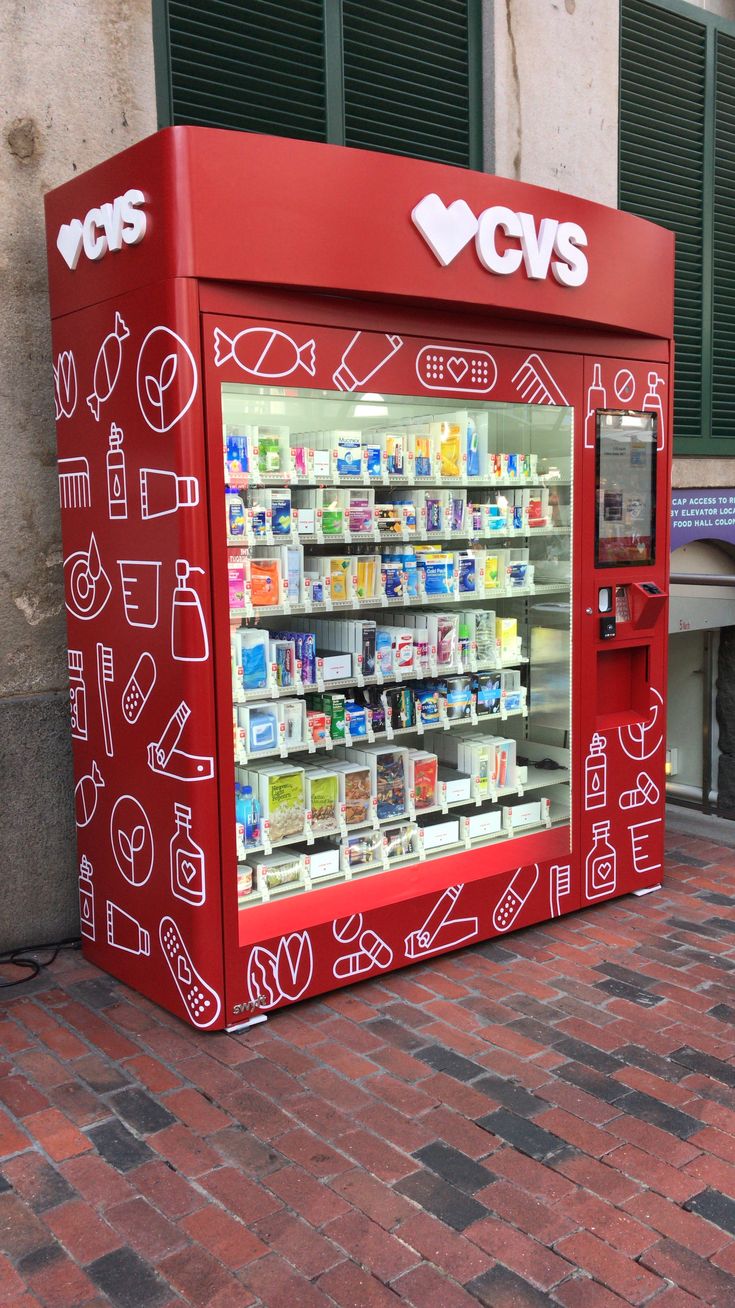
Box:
[154,1,483,169]
[341,0,478,167]
[164,0,327,141]
[712,31,735,442]
[619,0,706,445]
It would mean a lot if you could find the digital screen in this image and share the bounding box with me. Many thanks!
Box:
[595,411,657,567]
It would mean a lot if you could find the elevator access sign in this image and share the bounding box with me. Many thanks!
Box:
[671,489,735,550]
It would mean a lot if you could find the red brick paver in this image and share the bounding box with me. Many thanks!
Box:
[0,831,733,1305]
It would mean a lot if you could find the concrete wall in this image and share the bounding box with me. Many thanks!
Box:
[493,0,619,205]
[0,1,157,949]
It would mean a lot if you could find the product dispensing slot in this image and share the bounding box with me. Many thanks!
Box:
[596,644,650,729]
[629,581,667,629]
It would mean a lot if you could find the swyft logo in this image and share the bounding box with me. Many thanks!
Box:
[56,189,146,270]
[412,193,588,288]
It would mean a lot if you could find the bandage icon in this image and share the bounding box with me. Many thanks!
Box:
[620,771,660,809]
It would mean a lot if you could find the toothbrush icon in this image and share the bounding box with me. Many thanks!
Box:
[96,643,115,758]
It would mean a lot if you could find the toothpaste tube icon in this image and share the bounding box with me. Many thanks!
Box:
[333,331,403,392]
[492,864,539,932]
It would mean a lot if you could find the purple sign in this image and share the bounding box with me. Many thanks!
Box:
[671,489,735,550]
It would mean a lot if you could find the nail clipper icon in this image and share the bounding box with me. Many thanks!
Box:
[404,885,478,959]
[147,702,214,782]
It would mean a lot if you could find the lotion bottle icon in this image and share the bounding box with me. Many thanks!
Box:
[643,372,665,450]
[170,803,206,906]
[106,423,127,518]
[171,560,208,662]
[586,821,617,900]
[585,733,607,809]
[585,363,607,447]
[78,855,95,941]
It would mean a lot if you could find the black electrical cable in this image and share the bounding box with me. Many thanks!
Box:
[0,937,82,989]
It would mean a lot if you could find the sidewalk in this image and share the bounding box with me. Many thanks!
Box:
[0,829,734,1308]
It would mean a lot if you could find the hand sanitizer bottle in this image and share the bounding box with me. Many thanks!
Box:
[170,804,206,906]
[643,372,665,450]
[171,560,208,662]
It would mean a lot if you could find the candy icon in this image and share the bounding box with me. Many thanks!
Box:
[75,762,104,828]
[214,326,316,380]
[87,312,129,420]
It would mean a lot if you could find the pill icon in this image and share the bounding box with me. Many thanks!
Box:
[620,771,660,809]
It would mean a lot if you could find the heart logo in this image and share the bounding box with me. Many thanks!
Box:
[57,219,84,270]
[447,356,469,383]
[179,859,198,884]
[412,194,479,267]
[595,861,614,882]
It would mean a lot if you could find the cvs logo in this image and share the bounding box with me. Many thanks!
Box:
[56,189,146,270]
[412,193,588,288]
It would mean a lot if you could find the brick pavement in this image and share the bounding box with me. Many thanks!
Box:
[0,830,733,1307]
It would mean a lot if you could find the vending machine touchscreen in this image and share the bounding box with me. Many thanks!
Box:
[596,411,657,568]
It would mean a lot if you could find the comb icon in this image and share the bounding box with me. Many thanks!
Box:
[512,354,569,407]
[58,457,91,509]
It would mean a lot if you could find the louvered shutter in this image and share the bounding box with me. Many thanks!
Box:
[342,0,474,166]
[620,0,706,444]
[712,32,735,441]
[165,0,327,141]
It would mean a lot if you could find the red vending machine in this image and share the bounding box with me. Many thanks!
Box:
[45,129,674,1027]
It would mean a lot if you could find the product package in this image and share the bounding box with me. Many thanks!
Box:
[256,765,306,842]
[304,768,340,835]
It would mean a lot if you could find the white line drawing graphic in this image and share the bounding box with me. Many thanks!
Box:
[110,794,154,887]
[586,820,617,900]
[56,219,84,272]
[136,327,199,433]
[333,915,363,944]
[96,643,115,758]
[214,326,316,380]
[549,864,572,918]
[171,561,209,663]
[58,457,91,510]
[614,369,636,404]
[620,771,660,810]
[170,803,206,907]
[404,885,478,959]
[68,650,88,741]
[411,193,479,266]
[332,330,403,392]
[416,345,498,395]
[78,855,95,941]
[147,702,214,782]
[119,560,161,629]
[64,534,112,622]
[492,864,540,932]
[643,371,666,450]
[512,354,569,407]
[87,312,129,420]
[107,902,150,956]
[140,468,200,519]
[334,930,393,980]
[53,350,78,419]
[246,933,313,1007]
[619,687,664,761]
[585,363,607,447]
[332,913,393,979]
[160,917,222,1026]
[630,818,663,876]
[584,732,607,810]
[75,762,104,828]
[106,424,127,519]
[121,652,156,724]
